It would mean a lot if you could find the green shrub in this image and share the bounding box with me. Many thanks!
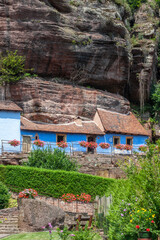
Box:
[127,0,147,11]
[25,147,79,171]
[106,141,160,240]
[0,165,115,199]
[0,50,31,85]
[0,181,10,209]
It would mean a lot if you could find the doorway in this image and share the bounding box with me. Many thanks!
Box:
[22,136,31,153]
[87,135,96,154]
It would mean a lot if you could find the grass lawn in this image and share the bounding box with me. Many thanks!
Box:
[3,231,103,240]
[3,232,58,240]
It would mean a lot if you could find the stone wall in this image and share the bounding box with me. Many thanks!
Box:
[0,151,126,178]
[74,153,126,178]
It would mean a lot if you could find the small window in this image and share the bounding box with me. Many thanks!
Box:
[56,134,66,143]
[113,137,120,146]
[126,137,133,145]
[35,133,39,140]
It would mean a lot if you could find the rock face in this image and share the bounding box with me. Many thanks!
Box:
[0,0,131,97]
[129,3,158,104]
[0,0,158,104]
[18,199,65,232]
[6,78,130,123]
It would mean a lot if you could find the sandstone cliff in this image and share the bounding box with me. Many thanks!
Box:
[4,78,129,123]
[0,0,159,107]
[0,0,131,98]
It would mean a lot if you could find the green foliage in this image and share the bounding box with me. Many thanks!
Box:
[113,0,131,15]
[72,37,92,47]
[72,224,101,240]
[0,51,28,85]
[0,165,115,199]
[25,147,79,172]
[0,181,10,209]
[130,35,139,46]
[126,0,147,11]
[155,0,160,7]
[69,0,80,7]
[152,83,160,113]
[107,140,160,240]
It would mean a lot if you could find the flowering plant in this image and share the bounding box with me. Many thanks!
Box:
[8,139,20,147]
[42,224,74,240]
[138,145,148,152]
[61,193,91,203]
[115,144,125,150]
[76,193,91,203]
[124,144,133,151]
[33,139,45,147]
[18,188,38,199]
[87,142,98,149]
[115,144,132,151]
[99,142,110,149]
[79,141,88,148]
[61,193,76,202]
[129,208,157,234]
[57,141,68,148]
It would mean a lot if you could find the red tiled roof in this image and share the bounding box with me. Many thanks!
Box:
[21,117,104,135]
[0,101,22,112]
[97,108,149,136]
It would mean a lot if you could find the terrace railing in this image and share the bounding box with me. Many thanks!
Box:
[1,140,143,156]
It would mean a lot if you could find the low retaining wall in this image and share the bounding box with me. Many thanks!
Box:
[1,152,127,178]
[12,193,95,227]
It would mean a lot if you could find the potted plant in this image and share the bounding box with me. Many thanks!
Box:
[57,141,68,148]
[18,188,38,199]
[79,141,88,148]
[33,139,45,147]
[8,139,20,147]
[99,142,110,149]
[124,144,133,151]
[87,141,98,149]
[115,144,125,150]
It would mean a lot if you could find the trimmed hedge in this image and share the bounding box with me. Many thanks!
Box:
[0,165,115,199]
[0,181,10,209]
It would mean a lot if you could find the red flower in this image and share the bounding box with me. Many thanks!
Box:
[151,220,154,223]
[146,228,150,232]
[136,225,140,229]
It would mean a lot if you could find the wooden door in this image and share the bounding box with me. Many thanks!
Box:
[22,136,31,153]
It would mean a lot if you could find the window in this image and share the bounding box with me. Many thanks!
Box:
[35,133,39,140]
[87,135,96,154]
[113,136,120,146]
[126,137,133,145]
[56,134,66,143]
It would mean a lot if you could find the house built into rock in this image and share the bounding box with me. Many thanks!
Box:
[0,101,149,154]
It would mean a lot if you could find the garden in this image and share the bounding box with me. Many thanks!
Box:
[1,140,160,239]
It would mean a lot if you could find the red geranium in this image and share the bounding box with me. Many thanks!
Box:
[146,228,150,232]
[136,225,140,229]
[76,193,91,203]
[8,139,20,147]
[33,139,45,147]
[18,189,38,199]
[57,141,68,148]
[79,141,88,148]
[99,143,110,149]
[87,142,98,149]
[151,220,154,223]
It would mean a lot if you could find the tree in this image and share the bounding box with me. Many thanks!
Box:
[0,50,27,85]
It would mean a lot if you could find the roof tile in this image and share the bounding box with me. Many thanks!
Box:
[97,108,149,136]
[21,117,104,135]
[0,101,22,112]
